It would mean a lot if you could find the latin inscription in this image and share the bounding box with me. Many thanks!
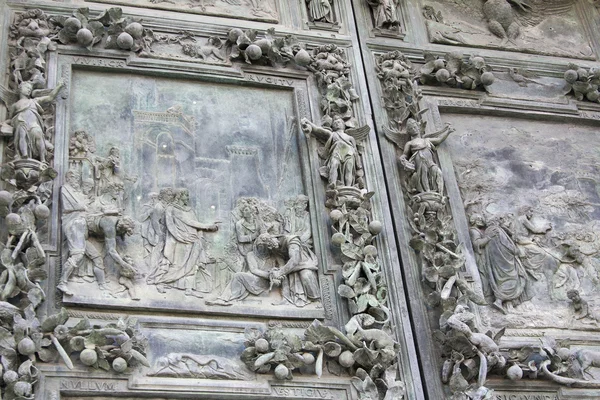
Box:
[71,57,127,68]
[245,74,295,86]
[272,387,335,399]
[494,393,559,400]
[60,380,115,392]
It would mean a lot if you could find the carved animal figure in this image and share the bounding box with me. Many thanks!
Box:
[482,0,578,44]
[182,36,225,62]
[482,0,528,43]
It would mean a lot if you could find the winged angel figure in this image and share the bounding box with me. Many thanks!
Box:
[386,118,454,195]
[301,117,369,188]
[0,80,64,164]
[482,0,578,44]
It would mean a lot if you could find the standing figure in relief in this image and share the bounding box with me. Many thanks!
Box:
[469,213,530,313]
[512,206,552,280]
[2,80,64,163]
[208,232,319,307]
[59,170,138,297]
[306,0,333,23]
[235,204,260,259]
[149,188,218,296]
[399,118,454,195]
[141,189,172,271]
[283,195,312,246]
[301,116,359,188]
[367,0,399,30]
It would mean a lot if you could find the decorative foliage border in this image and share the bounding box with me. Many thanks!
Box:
[375,49,600,399]
[0,6,405,400]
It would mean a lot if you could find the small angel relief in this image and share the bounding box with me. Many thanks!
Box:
[0,81,65,164]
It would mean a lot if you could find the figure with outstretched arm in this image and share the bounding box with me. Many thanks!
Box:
[6,80,65,163]
[301,116,358,188]
[398,118,454,194]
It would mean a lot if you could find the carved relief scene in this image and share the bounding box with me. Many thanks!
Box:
[445,113,600,331]
[422,0,594,59]
[63,69,323,317]
[90,0,279,23]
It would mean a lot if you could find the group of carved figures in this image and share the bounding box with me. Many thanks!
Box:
[59,131,138,299]
[208,196,320,307]
[469,206,600,315]
[59,130,321,308]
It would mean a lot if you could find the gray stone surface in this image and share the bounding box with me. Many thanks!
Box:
[3,0,600,399]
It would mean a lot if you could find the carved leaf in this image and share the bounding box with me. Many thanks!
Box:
[341,242,363,261]
[41,308,68,333]
[0,327,16,350]
[97,357,110,371]
[354,278,372,295]
[424,267,439,283]
[356,294,370,313]
[304,320,336,344]
[73,8,90,24]
[287,334,303,353]
[57,29,75,45]
[91,7,123,26]
[326,359,344,376]
[0,348,18,372]
[338,284,356,299]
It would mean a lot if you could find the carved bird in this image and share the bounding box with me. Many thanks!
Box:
[482,0,578,44]
[508,67,544,87]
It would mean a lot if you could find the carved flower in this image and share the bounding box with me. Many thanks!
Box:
[53,324,69,341]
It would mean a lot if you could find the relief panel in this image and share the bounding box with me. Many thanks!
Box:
[61,68,326,319]
[88,0,279,23]
[445,113,600,332]
[422,0,594,59]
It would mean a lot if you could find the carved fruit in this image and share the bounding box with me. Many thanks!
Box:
[461,76,474,89]
[5,213,21,226]
[435,68,450,83]
[116,32,134,50]
[586,90,600,102]
[274,363,289,380]
[302,352,315,365]
[564,69,578,84]
[246,44,263,60]
[70,336,86,352]
[368,220,382,235]
[329,209,343,221]
[255,38,272,54]
[471,56,485,67]
[80,348,98,366]
[112,357,128,373]
[433,59,445,70]
[17,338,36,356]
[331,232,346,246]
[0,190,13,205]
[557,347,571,360]
[363,245,377,257]
[255,338,269,353]
[34,204,50,220]
[3,370,18,384]
[506,364,523,380]
[13,381,32,397]
[480,72,495,86]
[76,28,94,46]
[125,22,144,39]
[577,68,589,80]
[338,350,355,368]
[228,28,243,42]
[294,48,312,66]
[64,17,82,33]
